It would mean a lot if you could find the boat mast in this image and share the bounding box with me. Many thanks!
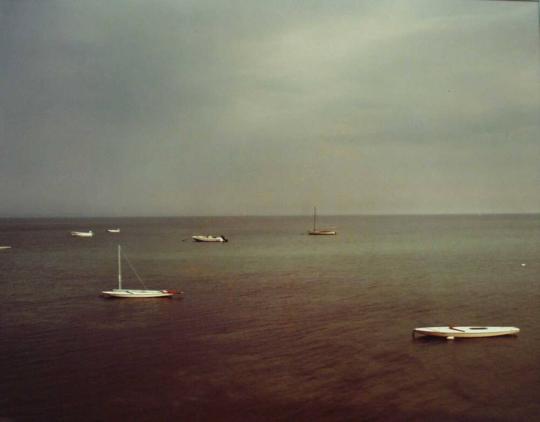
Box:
[313,206,317,231]
[118,245,122,290]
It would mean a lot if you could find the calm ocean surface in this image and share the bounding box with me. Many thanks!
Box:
[1,215,540,421]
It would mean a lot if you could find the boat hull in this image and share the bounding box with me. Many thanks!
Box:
[192,235,227,242]
[71,231,93,237]
[414,326,520,339]
[101,289,176,298]
[308,230,336,235]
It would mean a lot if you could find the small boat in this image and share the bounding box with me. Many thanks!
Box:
[192,235,228,243]
[101,245,180,298]
[107,228,121,233]
[309,229,337,236]
[308,207,336,235]
[0,246,12,250]
[413,326,520,340]
[71,230,94,238]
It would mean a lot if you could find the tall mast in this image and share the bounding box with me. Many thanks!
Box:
[118,245,122,290]
[313,206,317,231]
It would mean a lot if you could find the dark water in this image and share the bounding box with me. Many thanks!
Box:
[1,215,540,421]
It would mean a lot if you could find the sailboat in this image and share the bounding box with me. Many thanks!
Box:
[101,245,180,298]
[308,207,336,235]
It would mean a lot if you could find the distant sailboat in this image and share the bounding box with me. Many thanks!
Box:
[107,228,121,233]
[0,246,12,250]
[101,245,180,298]
[308,207,336,235]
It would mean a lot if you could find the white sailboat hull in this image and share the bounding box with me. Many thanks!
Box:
[101,289,176,298]
[308,230,336,235]
[107,229,121,233]
[414,326,520,339]
[0,246,12,250]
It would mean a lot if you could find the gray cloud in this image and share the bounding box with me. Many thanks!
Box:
[1,0,538,216]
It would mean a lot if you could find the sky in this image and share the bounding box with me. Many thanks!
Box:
[0,0,539,217]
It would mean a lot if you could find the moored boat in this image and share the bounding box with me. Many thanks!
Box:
[308,207,336,235]
[102,289,178,298]
[71,230,93,238]
[308,229,337,235]
[107,228,121,233]
[413,326,520,340]
[192,235,228,242]
[0,246,12,250]
[101,245,181,299]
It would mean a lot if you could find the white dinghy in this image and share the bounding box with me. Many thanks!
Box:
[413,326,520,340]
[0,246,12,250]
[71,230,93,238]
[101,245,180,299]
[192,235,228,243]
[107,228,121,233]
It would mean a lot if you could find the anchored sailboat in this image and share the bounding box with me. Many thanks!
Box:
[308,207,336,235]
[101,245,180,298]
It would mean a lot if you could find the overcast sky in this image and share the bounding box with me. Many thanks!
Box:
[1,0,538,217]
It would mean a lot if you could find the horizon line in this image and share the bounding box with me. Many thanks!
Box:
[1,212,539,219]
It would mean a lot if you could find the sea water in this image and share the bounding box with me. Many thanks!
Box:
[1,215,539,420]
